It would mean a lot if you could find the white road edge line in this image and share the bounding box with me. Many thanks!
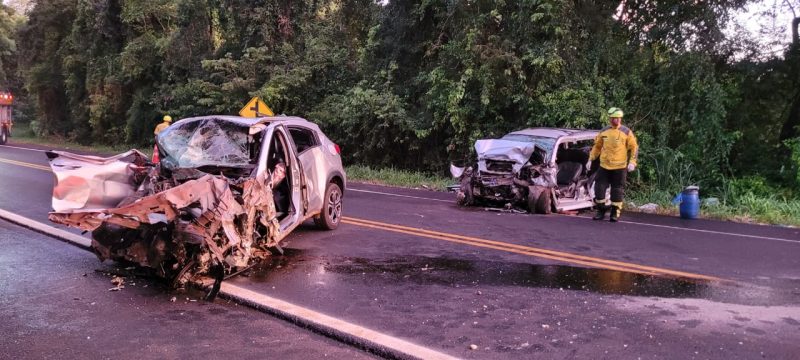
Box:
[0,208,91,249]
[208,282,459,360]
[5,144,793,244]
[349,187,799,244]
[0,208,459,360]
[0,144,47,152]
[559,215,800,245]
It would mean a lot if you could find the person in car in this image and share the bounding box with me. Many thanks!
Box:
[589,107,639,222]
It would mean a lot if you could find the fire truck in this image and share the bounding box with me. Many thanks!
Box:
[0,91,12,145]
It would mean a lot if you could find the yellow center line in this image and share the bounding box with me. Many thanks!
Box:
[0,157,51,171]
[343,217,724,282]
[0,156,725,282]
[342,219,662,276]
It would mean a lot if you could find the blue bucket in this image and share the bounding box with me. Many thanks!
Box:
[672,186,700,219]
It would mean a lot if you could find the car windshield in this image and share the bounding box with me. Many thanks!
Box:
[158,118,255,169]
[501,134,556,158]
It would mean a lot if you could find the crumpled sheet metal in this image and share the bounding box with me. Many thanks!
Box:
[531,164,557,188]
[50,172,282,284]
[474,139,537,174]
[47,150,151,212]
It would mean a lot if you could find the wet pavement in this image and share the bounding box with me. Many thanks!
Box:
[227,223,800,359]
[0,220,377,359]
[2,143,800,359]
[247,249,795,305]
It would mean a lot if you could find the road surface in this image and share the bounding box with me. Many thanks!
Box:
[1,143,799,359]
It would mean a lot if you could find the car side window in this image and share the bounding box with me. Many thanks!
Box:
[288,127,320,154]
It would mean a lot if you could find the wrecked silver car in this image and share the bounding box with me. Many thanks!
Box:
[47,116,346,290]
[451,128,599,213]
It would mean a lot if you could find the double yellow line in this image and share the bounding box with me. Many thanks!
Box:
[0,155,723,282]
[0,157,51,172]
[343,217,723,282]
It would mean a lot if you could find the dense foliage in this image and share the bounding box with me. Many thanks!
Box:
[3,0,800,198]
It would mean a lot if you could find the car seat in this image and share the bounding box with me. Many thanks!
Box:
[557,162,584,186]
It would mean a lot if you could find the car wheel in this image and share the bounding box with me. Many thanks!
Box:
[0,127,7,145]
[529,188,552,214]
[314,182,342,230]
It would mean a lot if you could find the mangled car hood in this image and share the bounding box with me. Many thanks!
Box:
[47,149,151,212]
[474,139,539,173]
[48,127,282,291]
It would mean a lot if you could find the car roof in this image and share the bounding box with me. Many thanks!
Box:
[174,115,314,127]
[506,127,599,139]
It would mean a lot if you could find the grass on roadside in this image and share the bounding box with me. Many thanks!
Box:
[347,165,800,227]
[627,186,800,227]
[10,122,150,156]
[345,164,453,191]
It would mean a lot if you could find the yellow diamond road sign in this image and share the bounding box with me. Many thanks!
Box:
[239,97,275,118]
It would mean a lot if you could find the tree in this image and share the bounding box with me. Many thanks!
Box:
[17,0,76,136]
[780,0,800,142]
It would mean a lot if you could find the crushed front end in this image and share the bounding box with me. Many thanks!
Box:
[47,119,282,290]
[452,139,557,212]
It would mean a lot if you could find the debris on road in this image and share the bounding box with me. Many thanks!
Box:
[469,344,478,350]
[109,276,125,291]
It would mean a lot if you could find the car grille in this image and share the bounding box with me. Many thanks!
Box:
[486,160,514,173]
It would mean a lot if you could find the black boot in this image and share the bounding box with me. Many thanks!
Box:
[593,204,607,220]
[609,206,621,222]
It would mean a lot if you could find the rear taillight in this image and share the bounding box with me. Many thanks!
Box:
[334,143,341,154]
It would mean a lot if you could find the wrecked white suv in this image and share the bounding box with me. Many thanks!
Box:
[47,115,345,288]
[451,128,599,214]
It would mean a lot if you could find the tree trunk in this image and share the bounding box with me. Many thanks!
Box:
[781,91,800,141]
[780,17,800,142]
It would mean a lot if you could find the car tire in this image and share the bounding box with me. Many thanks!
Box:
[529,188,552,214]
[0,127,7,145]
[314,182,342,230]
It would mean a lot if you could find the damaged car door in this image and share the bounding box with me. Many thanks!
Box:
[258,123,307,237]
[47,117,309,288]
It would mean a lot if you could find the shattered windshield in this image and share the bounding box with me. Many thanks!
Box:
[501,134,556,159]
[158,118,255,169]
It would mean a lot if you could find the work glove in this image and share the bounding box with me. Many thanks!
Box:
[586,159,600,176]
[627,163,636,172]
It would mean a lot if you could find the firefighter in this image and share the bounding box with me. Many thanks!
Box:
[152,115,172,163]
[154,115,172,136]
[588,107,639,222]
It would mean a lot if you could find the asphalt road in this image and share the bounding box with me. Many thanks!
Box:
[0,220,376,360]
[1,142,799,359]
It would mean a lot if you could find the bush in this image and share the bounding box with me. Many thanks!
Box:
[785,137,800,189]
[29,120,43,137]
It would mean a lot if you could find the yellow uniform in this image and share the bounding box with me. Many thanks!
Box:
[154,121,170,136]
[589,124,638,170]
